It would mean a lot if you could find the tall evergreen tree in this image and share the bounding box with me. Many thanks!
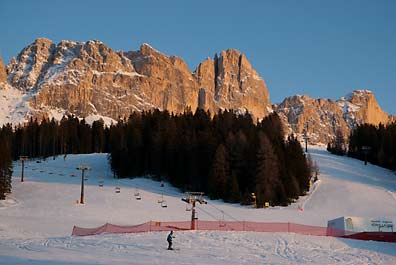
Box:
[208,144,229,199]
[255,132,280,206]
[0,127,13,200]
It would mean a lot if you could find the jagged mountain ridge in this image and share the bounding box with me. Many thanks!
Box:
[273,90,392,144]
[1,38,394,144]
[4,38,271,123]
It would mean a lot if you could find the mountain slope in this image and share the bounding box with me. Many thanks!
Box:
[0,147,395,264]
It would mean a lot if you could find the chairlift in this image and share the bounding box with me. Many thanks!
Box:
[98,177,104,187]
[185,203,192,211]
[161,200,167,208]
[134,188,141,200]
[115,187,121,193]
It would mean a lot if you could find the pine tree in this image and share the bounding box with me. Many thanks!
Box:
[225,172,240,203]
[208,144,229,199]
[254,132,279,206]
[0,128,13,200]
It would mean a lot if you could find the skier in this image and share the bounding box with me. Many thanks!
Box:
[167,230,174,250]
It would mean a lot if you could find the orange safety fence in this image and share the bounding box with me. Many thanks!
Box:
[72,220,341,237]
[72,220,396,242]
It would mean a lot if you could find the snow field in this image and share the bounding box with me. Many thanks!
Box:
[0,147,395,264]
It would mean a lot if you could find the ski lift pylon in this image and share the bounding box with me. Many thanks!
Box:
[158,194,164,203]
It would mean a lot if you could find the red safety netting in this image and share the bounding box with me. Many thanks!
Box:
[72,220,396,242]
[72,220,339,237]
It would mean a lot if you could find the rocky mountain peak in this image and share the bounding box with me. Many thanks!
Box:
[4,39,272,124]
[195,49,271,119]
[338,89,388,127]
[139,43,166,57]
[275,90,391,144]
[7,38,55,90]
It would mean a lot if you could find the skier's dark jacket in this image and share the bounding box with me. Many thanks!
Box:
[167,233,173,242]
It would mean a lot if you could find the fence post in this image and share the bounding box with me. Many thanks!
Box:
[149,220,151,232]
[243,221,245,231]
[288,222,290,233]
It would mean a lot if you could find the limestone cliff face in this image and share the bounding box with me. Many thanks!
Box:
[6,39,271,121]
[338,90,389,127]
[7,38,55,90]
[0,55,7,85]
[194,49,271,119]
[274,90,391,144]
[124,43,199,113]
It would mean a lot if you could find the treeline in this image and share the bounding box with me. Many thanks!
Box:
[109,109,313,206]
[0,126,13,199]
[11,116,110,159]
[348,123,396,170]
[0,116,109,199]
[0,110,313,206]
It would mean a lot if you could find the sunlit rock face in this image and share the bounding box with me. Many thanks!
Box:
[6,39,272,121]
[274,90,391,144]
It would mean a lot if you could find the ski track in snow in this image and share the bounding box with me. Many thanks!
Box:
[0,146,396,264]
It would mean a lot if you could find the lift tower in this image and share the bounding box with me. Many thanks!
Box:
[182,192,207,230]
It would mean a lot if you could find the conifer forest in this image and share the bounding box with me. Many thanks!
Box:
[0,109,314,206]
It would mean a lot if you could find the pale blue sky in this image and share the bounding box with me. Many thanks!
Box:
[1,0,395,113]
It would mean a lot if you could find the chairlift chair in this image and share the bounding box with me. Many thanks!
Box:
[115,187,121,193]
[161,200,167,208]
[185,204,192,211]
[134,189,141,200]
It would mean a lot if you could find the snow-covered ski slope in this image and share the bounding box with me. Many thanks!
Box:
[1,147,395,264]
